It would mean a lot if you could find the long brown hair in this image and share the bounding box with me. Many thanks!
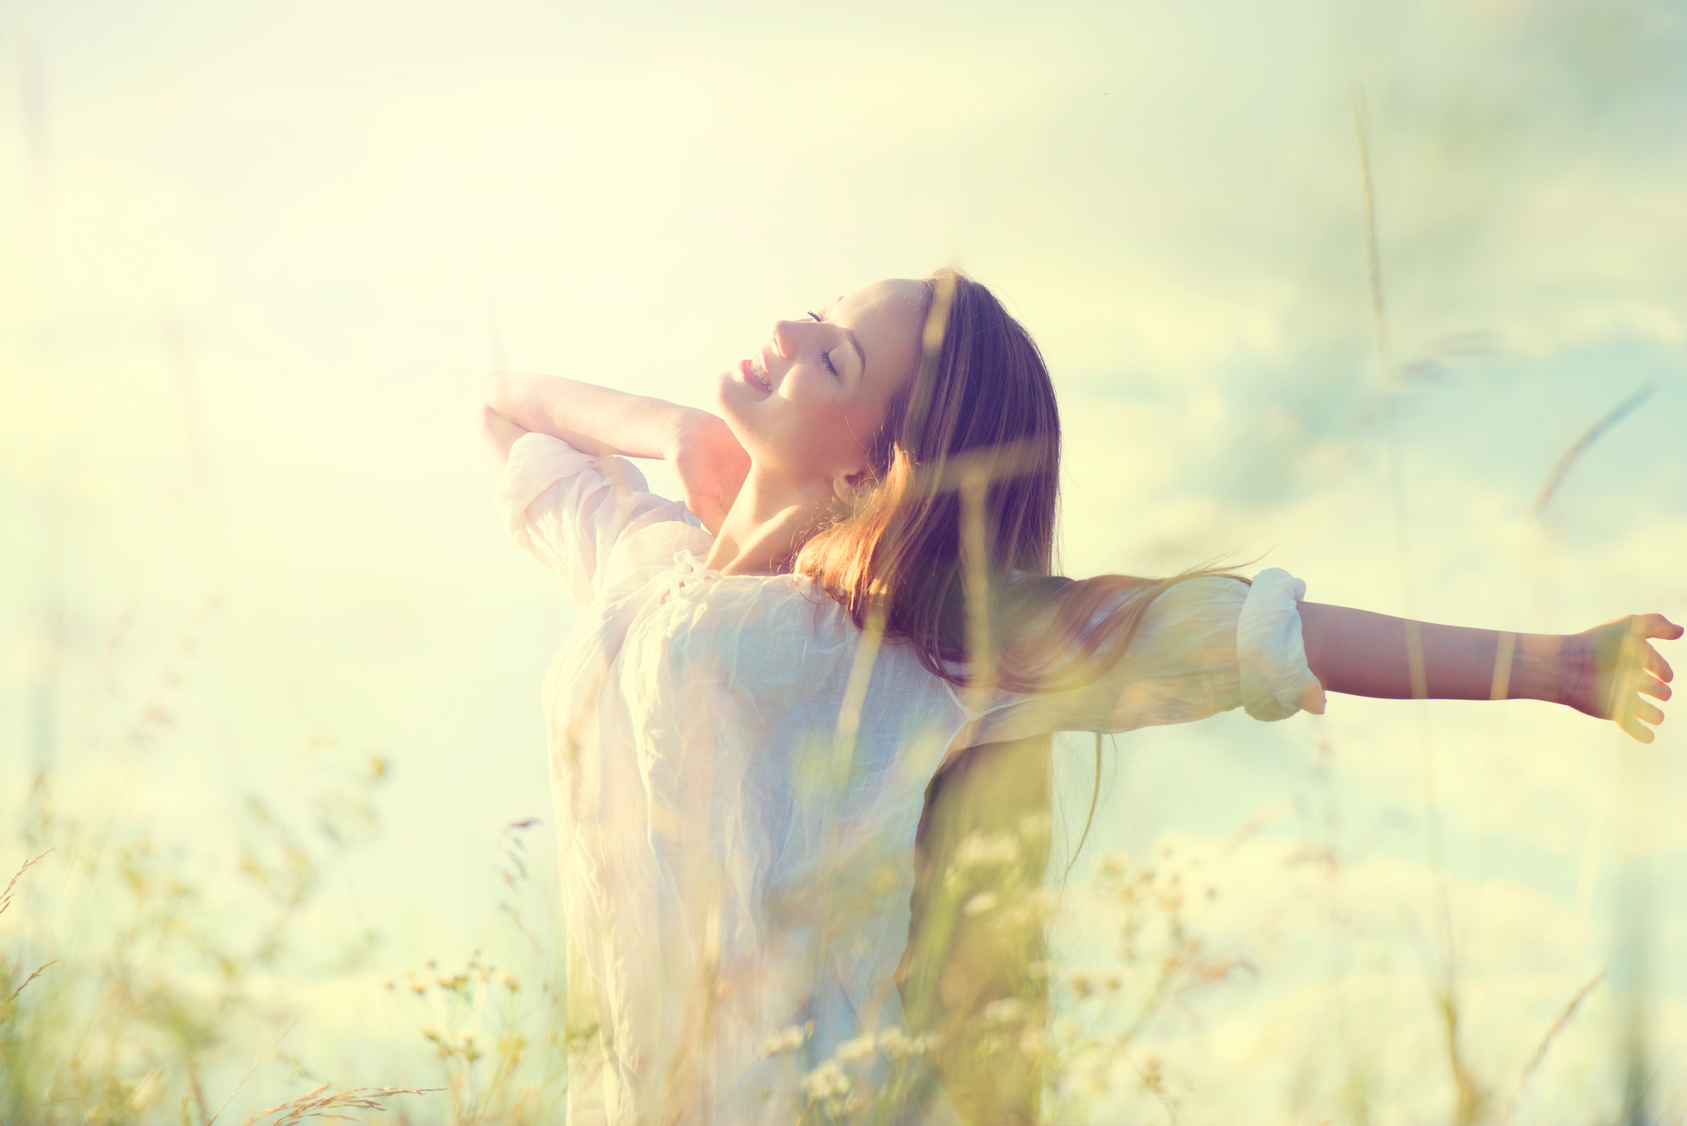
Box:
[794,267,1244,695]
[794,269,1246,1120]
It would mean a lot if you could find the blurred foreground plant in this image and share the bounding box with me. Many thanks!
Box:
[0,742,410,1125]
[377,820,583,1126]
[770,832,1253,1126]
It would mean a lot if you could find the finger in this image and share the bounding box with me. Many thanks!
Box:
[1646,613,1685,641]
[1620,713,1656,743]
[1647,644,1675,683]
[1633,698,1665,726]
[1638,673,1672,702]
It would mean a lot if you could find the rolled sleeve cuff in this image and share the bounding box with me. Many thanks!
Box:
[1237,568,1327,721]
[496,432,602,541]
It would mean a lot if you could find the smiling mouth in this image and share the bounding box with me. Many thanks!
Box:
[739,358,772,394]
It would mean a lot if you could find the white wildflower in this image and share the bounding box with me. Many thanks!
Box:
[1097,852,1129,878]
[963,891,999,916]
[836,1033,876,1062]
[954,829,1021,870]
[876,1027,912,1058]
[982,998,1027,1025]
[801,1060,850,1102]
[763,1023,809,1055]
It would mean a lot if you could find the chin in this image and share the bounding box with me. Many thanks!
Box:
[714,369,743,416]
[714,374,756,442]
[717,381,794,472]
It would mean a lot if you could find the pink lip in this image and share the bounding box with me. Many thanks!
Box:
[739,357,772,394]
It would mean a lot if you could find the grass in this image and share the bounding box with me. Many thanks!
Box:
[0,750,429,1126]
[4,734,1651,1124]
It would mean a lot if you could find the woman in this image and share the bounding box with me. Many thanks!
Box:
[485,270,1678,1125]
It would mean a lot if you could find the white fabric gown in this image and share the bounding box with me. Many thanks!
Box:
[499,432,1325,1125]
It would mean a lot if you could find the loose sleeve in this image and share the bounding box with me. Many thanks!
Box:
[1235,567,1327,720]
[973,568,1326,743]
[498,431,699,608]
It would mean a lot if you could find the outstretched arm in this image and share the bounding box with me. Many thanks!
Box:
[484,372,749,533]
[1297,602,1682,742]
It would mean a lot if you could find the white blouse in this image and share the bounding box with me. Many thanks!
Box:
[500,432,1325,1125]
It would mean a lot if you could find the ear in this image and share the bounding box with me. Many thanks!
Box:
[832,461,874,503]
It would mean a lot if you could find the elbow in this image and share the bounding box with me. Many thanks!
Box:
[483,371,522,447]
[484,369,514,415]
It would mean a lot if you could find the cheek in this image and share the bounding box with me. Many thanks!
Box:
[790,384,876,456]
[827,394,891,459]
[774,373,838,429]
[715,374,830,464]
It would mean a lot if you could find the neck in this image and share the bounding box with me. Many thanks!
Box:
[703,465,835,575]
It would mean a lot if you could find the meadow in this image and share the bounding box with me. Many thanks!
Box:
[4,1,1686,1122]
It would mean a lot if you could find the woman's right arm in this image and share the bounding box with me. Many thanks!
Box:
[484,372,749,533]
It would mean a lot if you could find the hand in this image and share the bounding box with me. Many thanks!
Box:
[1560,613,1682,742]
[665,410,749,535]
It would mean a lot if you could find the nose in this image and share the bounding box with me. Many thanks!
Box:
[770,319,810,360]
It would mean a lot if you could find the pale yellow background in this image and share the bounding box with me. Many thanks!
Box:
[3,0,1685,1120]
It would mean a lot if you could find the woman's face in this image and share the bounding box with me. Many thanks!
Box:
[717,278,927,488]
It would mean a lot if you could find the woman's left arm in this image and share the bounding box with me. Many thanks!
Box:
[1298,602,1683,742]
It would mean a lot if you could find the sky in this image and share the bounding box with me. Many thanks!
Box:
[2,0,1685,1120]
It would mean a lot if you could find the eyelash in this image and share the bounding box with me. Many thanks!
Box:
[807,311,839,376]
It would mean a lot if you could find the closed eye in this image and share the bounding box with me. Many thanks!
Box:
[807,311,839,376]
